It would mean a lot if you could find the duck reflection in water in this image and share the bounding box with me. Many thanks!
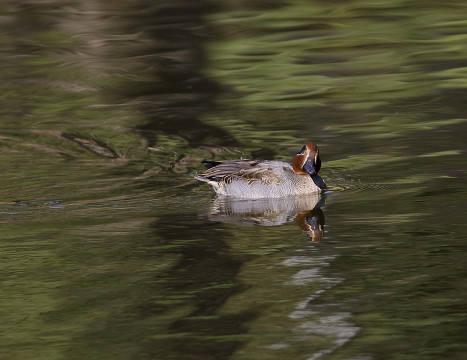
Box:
[295,206,325,242]
[204,193,326,242]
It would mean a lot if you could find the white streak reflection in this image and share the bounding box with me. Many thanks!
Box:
[268,253,361,359]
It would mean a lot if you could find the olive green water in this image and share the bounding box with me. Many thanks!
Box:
[1,1,466,360]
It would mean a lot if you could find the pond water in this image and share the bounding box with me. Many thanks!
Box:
[1,1,466,359]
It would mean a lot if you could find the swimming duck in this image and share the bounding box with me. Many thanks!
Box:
[195,142,326,198]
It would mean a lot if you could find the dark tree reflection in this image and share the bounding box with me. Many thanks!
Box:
[143,215,255,360]
[108,1,237,147]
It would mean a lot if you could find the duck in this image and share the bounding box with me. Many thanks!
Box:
[194,142,326,198]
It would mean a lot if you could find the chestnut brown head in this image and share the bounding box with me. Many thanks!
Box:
[292,142,321,175]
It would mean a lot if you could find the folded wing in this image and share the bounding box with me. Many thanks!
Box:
[195,160,282,185]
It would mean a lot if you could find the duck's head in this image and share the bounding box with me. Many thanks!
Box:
[292,142,321,176]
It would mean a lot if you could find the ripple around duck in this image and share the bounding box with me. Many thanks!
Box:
[326,180,421,193]
[323,173,426,193]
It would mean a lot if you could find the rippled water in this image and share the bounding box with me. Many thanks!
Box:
[1,1,466,360]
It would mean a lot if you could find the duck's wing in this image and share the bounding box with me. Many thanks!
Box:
[200,160,259,176]
[196,160,281,185]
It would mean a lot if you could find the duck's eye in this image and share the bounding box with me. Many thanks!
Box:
[297,145,307,155]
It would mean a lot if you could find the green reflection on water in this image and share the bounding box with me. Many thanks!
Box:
[207,0,467,111]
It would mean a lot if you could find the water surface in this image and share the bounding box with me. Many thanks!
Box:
[1,1,466,360]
